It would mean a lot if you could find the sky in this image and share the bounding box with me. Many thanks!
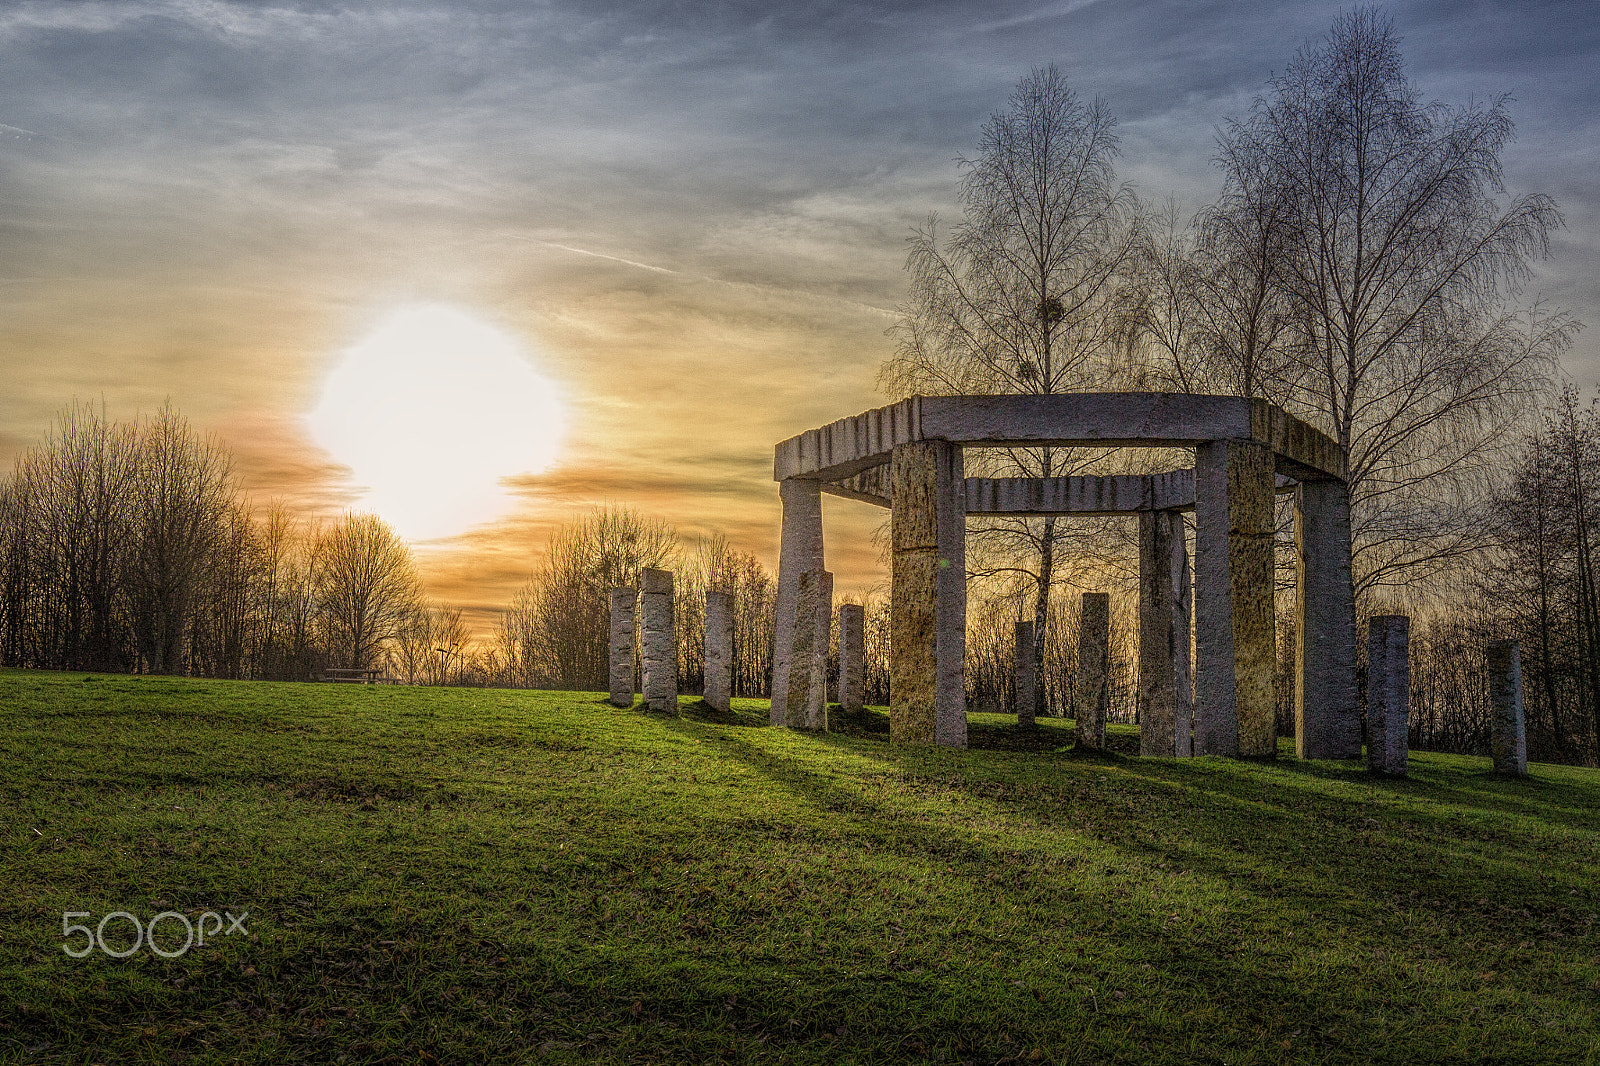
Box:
[1,0,1596,635]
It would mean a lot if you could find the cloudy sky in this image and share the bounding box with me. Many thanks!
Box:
[1,0,1595,632]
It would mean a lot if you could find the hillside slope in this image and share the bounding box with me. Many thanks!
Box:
[2,670,1598,1064]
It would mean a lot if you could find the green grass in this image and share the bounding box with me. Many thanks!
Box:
[2,669,1598,1065]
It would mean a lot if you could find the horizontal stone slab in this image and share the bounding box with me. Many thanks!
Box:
[776,393,1345,482]
[821,467,1295,514]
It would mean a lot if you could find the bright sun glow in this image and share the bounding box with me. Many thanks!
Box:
[308,304,564,541]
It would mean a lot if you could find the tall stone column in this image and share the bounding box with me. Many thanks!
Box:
[1014,621,1037,729]
[786,569,832,730]
[640,568,677,715]
[1139,510,1192,756]
[704,589,732,714]
[608,586,636,708]
[889,439,966,747]
[1488,639,1528,777]
[1195,440,1276,757]
[1295,479,1360,759]
[1075,593,1109,750]
[838,603,865,713]
[1367,615,1410,776]
[771,478,824,726]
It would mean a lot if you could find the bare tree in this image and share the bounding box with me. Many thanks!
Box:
[0,404,142,671]
[498,506,677,690]
[123,405,239,674]
[312,512,421,671]
[881,65,1142,716]
[1217,7,1574,595]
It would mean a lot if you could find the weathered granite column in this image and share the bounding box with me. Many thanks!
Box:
[1489,639,1528,777]
[838,603,865,713]
[785,569,832,731]
[703,589,732,714]
[889,439,966,747]
[640,568,677,714]
[1014,621,1037,729]
[1367,614,1410,776]
[771,478,824,726]
[1075,593,1109,751]
[1295,478,1361,759]
[1195,440,1276,757]
[608,586,636,707]
[1139,510,1192,756]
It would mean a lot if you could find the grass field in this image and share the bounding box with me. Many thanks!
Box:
[2,668,1598,1064]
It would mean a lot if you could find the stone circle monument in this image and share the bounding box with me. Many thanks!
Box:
[769,392,1357,759]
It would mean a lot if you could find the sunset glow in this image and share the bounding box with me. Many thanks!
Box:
[307,305,564,542]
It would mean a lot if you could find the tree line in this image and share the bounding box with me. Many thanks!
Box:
[0,402,432,681]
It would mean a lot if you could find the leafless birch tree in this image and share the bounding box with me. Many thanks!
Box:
[881,65,1142,715]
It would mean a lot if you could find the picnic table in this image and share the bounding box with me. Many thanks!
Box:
[321,668,400,684]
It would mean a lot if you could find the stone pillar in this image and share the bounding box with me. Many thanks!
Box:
[785,569,832,731]
[1488,639,1528,777]
[1367,615,1410,776]
[1075,593,1109,751]
[838,603,865,713]
[1295,479,1360,759]
[889,439,966,747]
[1139,510,1192,757]
[1014,621,1037,729]
[771,478,824,726]
[703,589,732,714]
[640,568,677,714]
[608,587,636,708]
[1194,440,1276,757]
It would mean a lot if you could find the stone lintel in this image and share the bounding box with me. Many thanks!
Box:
[1252,401,1348,482]
[777,394,1346,483]
[822,468,1300,514]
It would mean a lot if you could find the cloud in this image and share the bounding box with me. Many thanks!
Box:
[1,0,1595,630]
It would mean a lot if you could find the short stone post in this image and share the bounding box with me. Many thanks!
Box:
[608,586,636,708]
[838,603,865,713]
[703,589,732,714]
[771,478,824,726]
[1139,510,1191,756]
[1195,439,1277,757]
[1014,621,1037,729]
[889,439,967,747]
[780,569,832,726]
[786,569,831,730]
[1366,615,1409,776]
[1488,639,1528,777]
[1075,593,1109,751]
[640,568,677,714]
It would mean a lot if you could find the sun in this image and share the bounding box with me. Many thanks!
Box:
[307,304,564,541]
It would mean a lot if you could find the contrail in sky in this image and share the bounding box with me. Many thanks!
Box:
[508,234,896,318]
[530,240,677,276]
